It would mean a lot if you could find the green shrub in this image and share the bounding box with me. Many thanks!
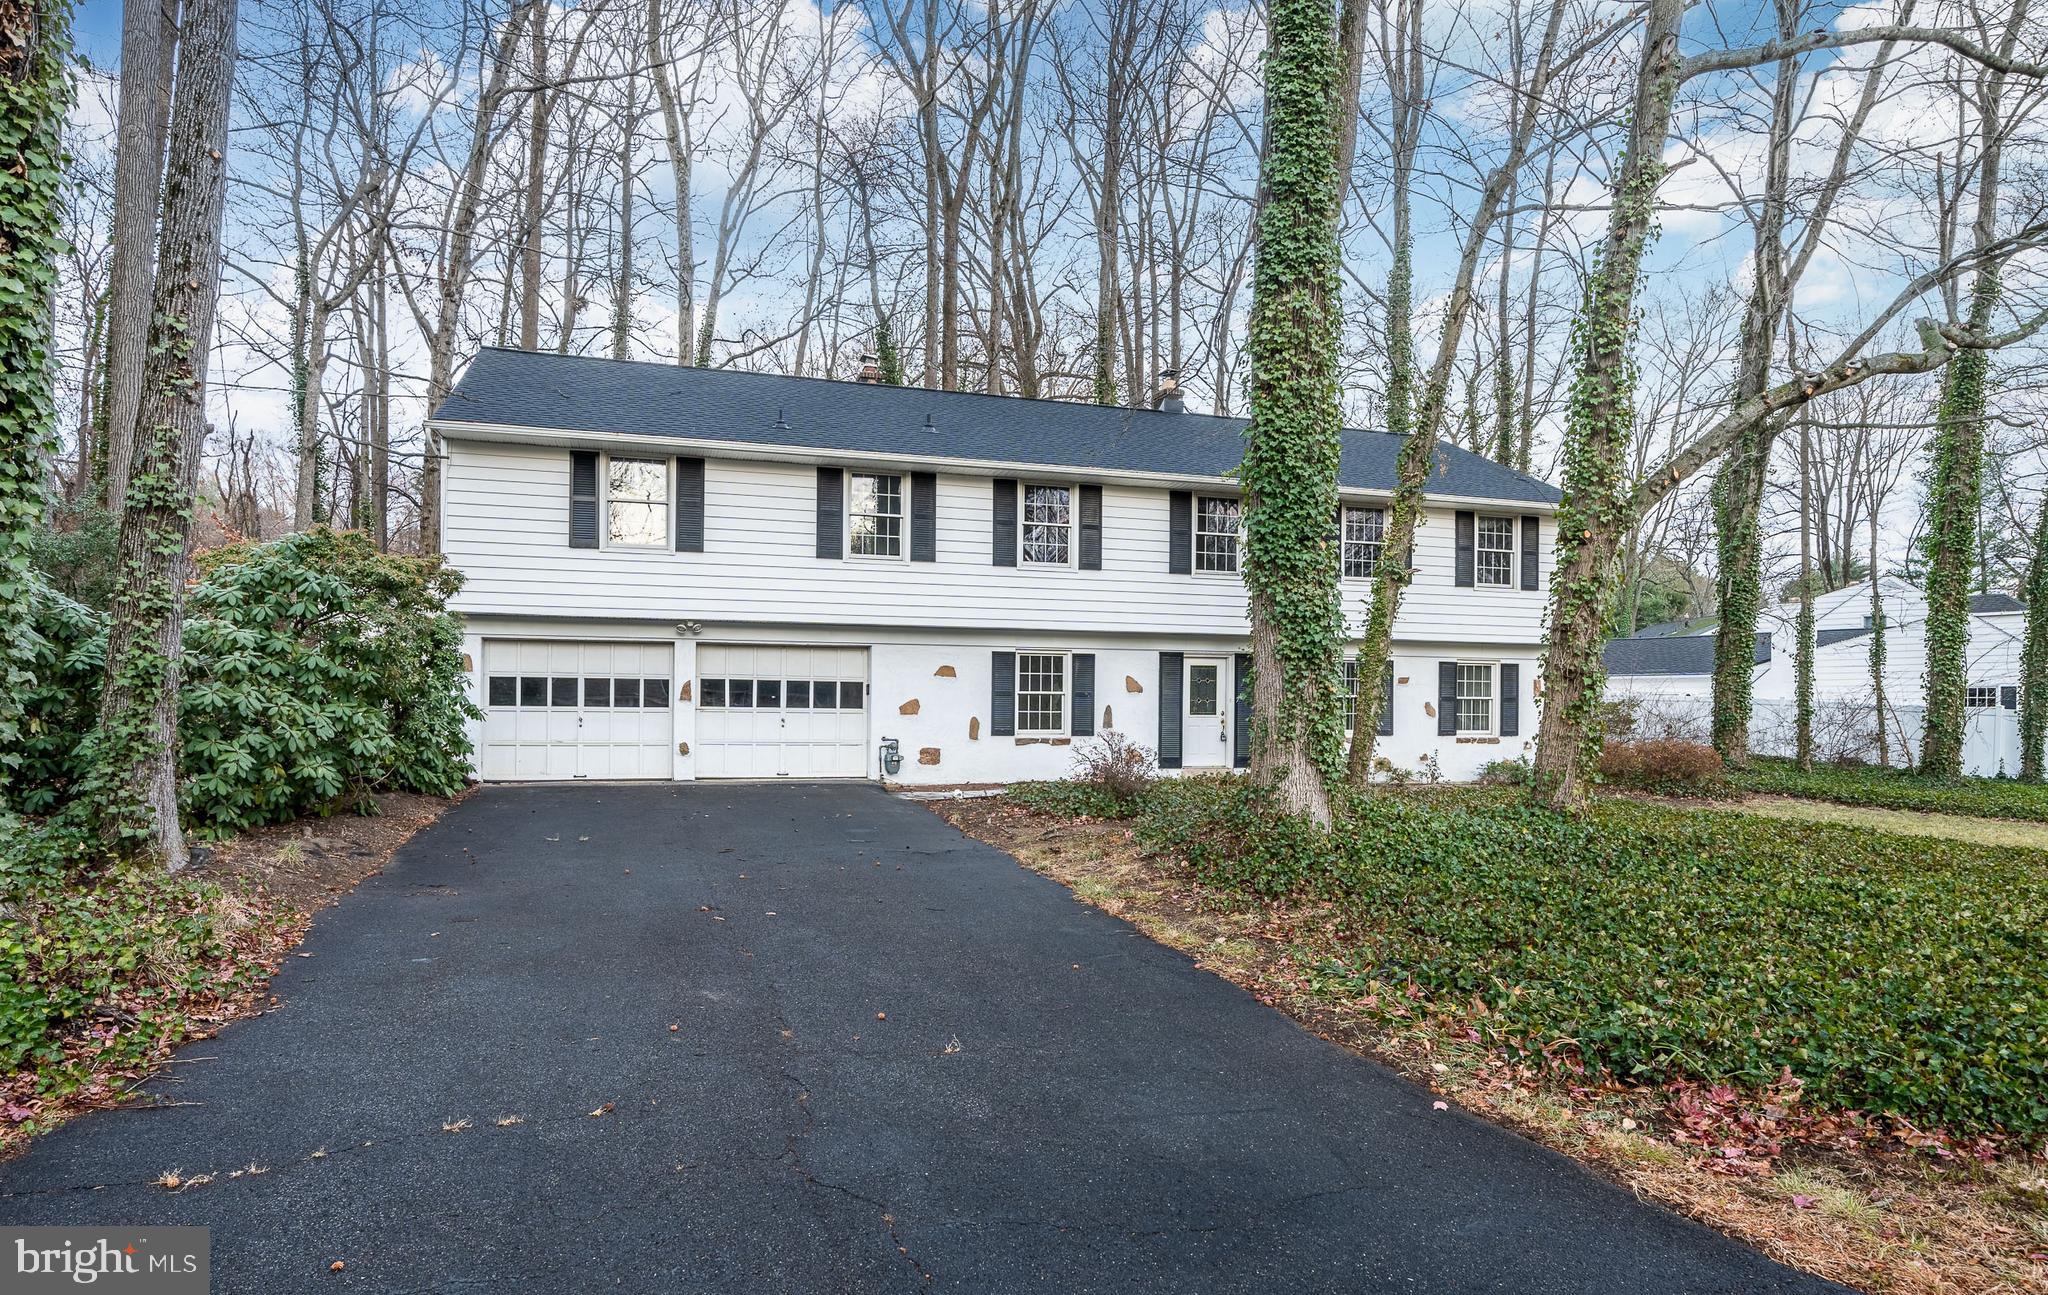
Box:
[0,816,278,1092]
[1731,757,2048,823]
[1128,779,2048,1135]
[1598,738,1727,795]
[3,529,478,835]
[1009,779,1140,820]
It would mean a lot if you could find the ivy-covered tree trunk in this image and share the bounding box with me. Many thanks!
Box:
[1869,507,1890,765]
[2018,490,2048,781]
[1794,410,1814,770]
[1919,292,1994,779]
[88,0,236,870]
[0,0,72,786]
[1242,0,1346,825]
[1528,0,1685,811]
[876,313,904,385]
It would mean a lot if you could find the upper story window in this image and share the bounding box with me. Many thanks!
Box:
[1341,507,1386,579]
[849,472,904,558]
[1195,496,1241,573]
[1455,662,1496,734]
[1016,651,1068,735]
[606,457,669,548]
[1475,515,1515,587]
[1022,484,1072,565]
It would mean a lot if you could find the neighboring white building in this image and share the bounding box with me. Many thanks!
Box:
[431,349,1562,786]
[1604,577,2031,775]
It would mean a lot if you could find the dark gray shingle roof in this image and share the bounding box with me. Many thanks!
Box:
[1628,617,1717,639]
[1603,631,1770,676]
[433,348,1563,505]
[1969,592,2024,615]
[1816,626,1871,647]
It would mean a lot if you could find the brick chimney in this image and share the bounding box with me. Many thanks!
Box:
[1153,368,1184,414]
[854,350,882,383]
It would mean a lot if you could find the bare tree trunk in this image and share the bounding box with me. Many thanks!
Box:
[293,298,332,530]
[1869,500,1888,765]
[92,0,237,871]
[613,67,639,361]
[647,0,698,364]
[101,0,178,518]
[518,1,549,350]
[1795,406,1815,769]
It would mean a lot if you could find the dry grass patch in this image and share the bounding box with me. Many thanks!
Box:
[930,795,2048,1295]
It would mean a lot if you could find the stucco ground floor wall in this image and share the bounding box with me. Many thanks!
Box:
[456,614,1543,786]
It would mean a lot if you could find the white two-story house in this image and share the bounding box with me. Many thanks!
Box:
[430,349,1562,786]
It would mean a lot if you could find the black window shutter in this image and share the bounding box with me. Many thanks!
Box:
[1438,661,1458,736]
[1157,652,1184,769]
[675,457,705,552]
[1071,654,1096,736]
[1454,511,1476,587]
[2002,685,2018,709]
[992,478,1018,566]
[991,651,1016,737]
[1378,662,1394,737]
[1232,653,1252,768]
[1078,484,1103,570]
[1521,515,1540,590]
[1168,490,1193,574]
[815,467,844,559]
[1500,663,1520,736]
[569,451,599,549]
[911,471,937,562]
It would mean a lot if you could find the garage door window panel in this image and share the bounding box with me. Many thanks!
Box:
[700,678,727,708]
[757,679,782,708]
[614,677,641,708]
[730,679,755,707]
[840,680,864,709]
[787,680,811,708]
[488,676,516,707]
[520,677,547,706]
[644,679,670,707]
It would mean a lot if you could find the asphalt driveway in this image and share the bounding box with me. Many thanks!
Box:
[1,784,1847,1293]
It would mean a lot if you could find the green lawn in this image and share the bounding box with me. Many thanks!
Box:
[1728,757,2048,823]
[1110,778,2048,1137]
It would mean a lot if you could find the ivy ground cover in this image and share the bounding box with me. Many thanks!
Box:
[1122,778,2047,1138]
[1728,757,2048,824]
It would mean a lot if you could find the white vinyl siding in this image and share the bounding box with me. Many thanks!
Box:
[443,442,1551,644]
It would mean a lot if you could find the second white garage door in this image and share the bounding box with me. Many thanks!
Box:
[696,645,870,779]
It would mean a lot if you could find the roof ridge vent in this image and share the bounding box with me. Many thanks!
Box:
[775,407,789,432]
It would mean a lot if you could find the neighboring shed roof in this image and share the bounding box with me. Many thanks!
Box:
[1815,626,1871,648]
[1603,631,1771,677]
[432,348,1564,505]
[1969,592,2025,615]
[1628,617,1717,639]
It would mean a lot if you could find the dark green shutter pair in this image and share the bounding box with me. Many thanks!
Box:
[990,651,1095,737]
[1436,661,1519,736]
[569,451,703,552]
[992,479,1101,568]
[814,466,935,560]
[1453,510,1542,590]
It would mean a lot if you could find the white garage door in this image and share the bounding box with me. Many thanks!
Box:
[481,641,675,781]
[696,645,869,779]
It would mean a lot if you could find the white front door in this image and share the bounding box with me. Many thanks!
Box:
[696,645,871,779]
[1183,655,1232,768]
[480,640,676,781]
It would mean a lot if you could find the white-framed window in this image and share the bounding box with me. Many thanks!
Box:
[1339,658,1393,735]
[1016,651,1069,735]
[848,471,904,558]
[1021,483,1073,566]
[1966,685,2001,709]
[1194,496,1241,573]
[1342,507,1386,579]
[1455,661,1496,735]
[605,456,669,548]
[1475,515,1515,587]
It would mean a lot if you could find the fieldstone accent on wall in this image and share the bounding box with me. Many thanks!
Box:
[968,716,981,740]
[677,742,690,756]
[1125,675,1143,693]
[934,664,957,677]
[1102,705,1113,728]
[1394,676,1406,687]
[918,747,941,765]
[1424,701,1437,718]
[678,680,693,702]
[899,698,921,715]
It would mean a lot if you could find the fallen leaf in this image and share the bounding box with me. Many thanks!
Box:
[330,1261,345,1273]
[876,1012,887,1021]
[1792,1195,1818,1210]
[1432,1101,1449,1112]
[589,1103,614,1118]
